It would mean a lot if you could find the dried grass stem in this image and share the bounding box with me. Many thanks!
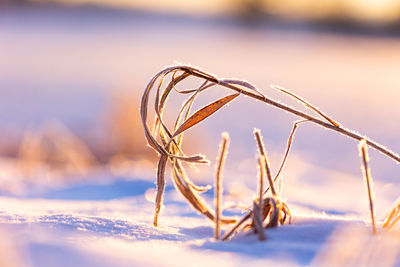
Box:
[254,130,276,196]
[215,133,229,239]
[359,140,377,235]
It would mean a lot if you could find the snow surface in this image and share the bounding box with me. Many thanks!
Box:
[0,166,399,267]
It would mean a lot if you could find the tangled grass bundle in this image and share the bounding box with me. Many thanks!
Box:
[220,130,292,241]
[140,65,400,239]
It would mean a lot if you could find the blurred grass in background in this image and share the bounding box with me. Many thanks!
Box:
[5,0,400,30]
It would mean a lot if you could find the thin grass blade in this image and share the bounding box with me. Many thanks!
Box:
[359,139,377,235]
[272,84,340,127]
[254,129,277,197]
[153,154,168,227]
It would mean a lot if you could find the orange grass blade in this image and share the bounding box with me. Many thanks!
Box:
[383,200,400,229]
[172,93,239,138]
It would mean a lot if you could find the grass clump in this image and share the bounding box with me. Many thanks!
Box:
[140,65,400,240]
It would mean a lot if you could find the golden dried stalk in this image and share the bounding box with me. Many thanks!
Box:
[359,139,377,235]
[254,129,276,196]
[252,201,267,241]
[154,154,168,226]
[215,133,230,240]
[383,198,400,230]
[258,157,264,210]
[265,197,280,228]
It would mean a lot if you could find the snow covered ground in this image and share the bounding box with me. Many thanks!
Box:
[0,171,399,267]
[0,156,399,267]
[1,6,400,267]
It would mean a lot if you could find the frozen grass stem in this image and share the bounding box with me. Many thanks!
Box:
[254,129,276,196]
[359,139,376,235]
[215,132,229,240]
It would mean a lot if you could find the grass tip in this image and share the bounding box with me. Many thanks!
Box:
[221,131,230,141]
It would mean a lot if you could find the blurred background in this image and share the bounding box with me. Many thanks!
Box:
[0,0,399,216]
